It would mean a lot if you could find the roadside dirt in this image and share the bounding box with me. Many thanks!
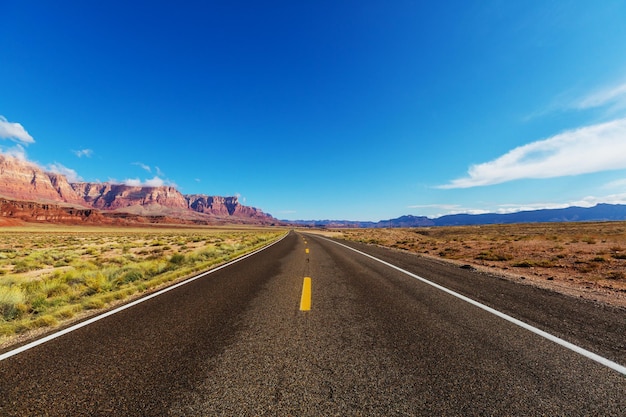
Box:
[307,223,626,309]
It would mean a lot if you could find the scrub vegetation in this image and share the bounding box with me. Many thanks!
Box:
[334,222,626,307]
[0,226,284,342]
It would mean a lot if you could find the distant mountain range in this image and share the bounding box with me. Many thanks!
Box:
[0,154,277,225]
[289,204,626,228]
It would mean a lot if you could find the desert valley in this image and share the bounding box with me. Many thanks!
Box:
[0,153,625,349]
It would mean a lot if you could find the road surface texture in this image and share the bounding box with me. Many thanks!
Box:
[1,231,624,416]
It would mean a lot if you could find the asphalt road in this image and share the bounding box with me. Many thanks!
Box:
[1,231,625,416]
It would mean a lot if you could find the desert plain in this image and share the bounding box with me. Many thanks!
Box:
[322,221,626,309]
[0,225,284,348]
[2,221,625,350]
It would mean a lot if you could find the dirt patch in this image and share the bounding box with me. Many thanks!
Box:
[336,222,626,308]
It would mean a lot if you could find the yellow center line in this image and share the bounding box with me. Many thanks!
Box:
[300,277,312,311]
[305,248,309,254]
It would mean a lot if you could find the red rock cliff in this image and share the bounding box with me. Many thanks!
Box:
[71,183,188,210]
[0,155,86,206]
[186,195,274,222]
[0,154,277,224]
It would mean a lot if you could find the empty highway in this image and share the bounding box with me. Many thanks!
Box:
[1,231,625,416]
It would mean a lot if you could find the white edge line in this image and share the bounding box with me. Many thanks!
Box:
[313,234,626,376]
[0,232,289,362]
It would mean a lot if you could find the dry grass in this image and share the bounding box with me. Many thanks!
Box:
[336,222,626,308]
[0,225,285,345]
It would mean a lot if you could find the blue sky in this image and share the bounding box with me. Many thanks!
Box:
[2,1,626,221]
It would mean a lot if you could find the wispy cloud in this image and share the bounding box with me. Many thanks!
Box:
[525,79,626,122]
[574,81,626,110]
[408,204,490,218]
[145,176,165,187]
[132,162,151,173]
[0,144,28,160]
[440,117,626,189]
[0,116,34,144]
[571,193,626,207]
[122,178,142,186]
[124,165,174,187]
[73,148,93,158]
[415,195,626,218]
[408,203,464,211]
[122,176,171,187]
[46,162,83,183]
[603,178,626,189]
[493,202,571,214]
[493,194,626,214]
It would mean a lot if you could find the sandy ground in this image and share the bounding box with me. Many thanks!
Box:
[304,224,626,309]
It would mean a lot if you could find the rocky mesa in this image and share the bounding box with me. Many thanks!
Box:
[0,154,276,224]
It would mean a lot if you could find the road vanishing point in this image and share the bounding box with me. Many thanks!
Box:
[1,231,625,416]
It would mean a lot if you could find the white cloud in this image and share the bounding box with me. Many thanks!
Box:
[73,149,93,158]
[0,116,35,144]
[575,82,626,110]
[123,178,142,186]
[122,176,168,187]
[493,202,571,214]
[408,204,464,211]
[440,117,626,189]
[492,194,626,214]
[132,162,151,172]
[603,178,626,189]
[570,193,626,207]
[47,162,83,183]
[144,176,165,187]
[0,144,28,160]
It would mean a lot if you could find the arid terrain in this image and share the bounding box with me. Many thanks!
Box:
[0,225,285,348]
[322,222,626,308]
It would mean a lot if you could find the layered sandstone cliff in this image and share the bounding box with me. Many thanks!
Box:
[0,155,86,206]
[0,154,276,224]
[71,183,189,211]
[186,194,271,220]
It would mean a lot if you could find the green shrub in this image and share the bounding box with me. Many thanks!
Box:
[512,260,534,268]
[120,268,145,284]
[475,251,513,261]
[13,259,41,273]
[82,298,105,310]
[0,286,26,320]
[31,314,58,328]
[169,253,186,265]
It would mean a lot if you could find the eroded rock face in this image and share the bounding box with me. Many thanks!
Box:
[186,194,274,221]
[0,198,102,223]
[0,155,85,206]
[0,154,277,224]
[72,183,188,210]
[187,195,237,216]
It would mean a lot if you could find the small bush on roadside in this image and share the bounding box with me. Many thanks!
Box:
[476,251,512,261]
[606,271,625,280]
[0,286,26,320]
[169,253,186,265]
[120,268,145,284]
